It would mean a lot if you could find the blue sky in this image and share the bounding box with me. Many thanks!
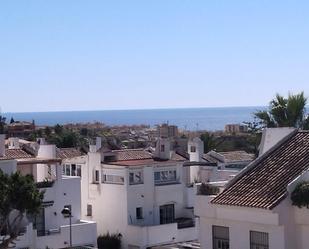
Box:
[1,0,309,112]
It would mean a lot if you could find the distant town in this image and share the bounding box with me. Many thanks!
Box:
[1,92,309,249]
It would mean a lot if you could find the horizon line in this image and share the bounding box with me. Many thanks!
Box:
[1,105,267,114]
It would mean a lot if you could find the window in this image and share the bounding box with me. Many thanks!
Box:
[102,174,124,185]
[250,231,269,249]
[94,170,100,183]
[154,170,177,185]
[87,204,92,216]
[71,164,76,176]
[159,204,174,224]
[160,144,165,152]
[136,207,143,219]
[190,146,196,152]
[62,164,82,177]
[212,226,229,249]
[129,171,143,185]
[65,164,70,176]
[76,165,82,177]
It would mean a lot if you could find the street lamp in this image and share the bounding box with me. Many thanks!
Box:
[61,207,72,247]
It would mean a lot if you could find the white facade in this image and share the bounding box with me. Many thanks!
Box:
[63,142,198,249]
[0,144,97,249]
[195,169,309,249]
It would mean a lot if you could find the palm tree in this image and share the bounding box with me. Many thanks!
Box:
[255,92,309,129]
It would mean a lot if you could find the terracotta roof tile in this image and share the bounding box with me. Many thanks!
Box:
[57,148,83,159]
[211,131,309,209]
[0,149,34,160]
[113,149,153,161]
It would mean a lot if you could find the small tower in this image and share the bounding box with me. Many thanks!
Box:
[188,137,204,162]
[154,138,171,160]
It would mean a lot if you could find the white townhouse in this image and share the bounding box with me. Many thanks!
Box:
[195,130,309,249]
[187,138,255,190]
[0,135,97,249]
[62,138,199,249]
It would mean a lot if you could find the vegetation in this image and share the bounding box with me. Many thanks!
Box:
[0,170,44,249]
[97,233,122,249]
[199,130,261,155]
[197,183,220,196]
[291,182,309,208]
[0,115,6,134]
[255,92,309,129]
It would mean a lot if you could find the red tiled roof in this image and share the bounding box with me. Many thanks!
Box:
[0,149,34,160]
[57,148,83,159]
[113,149,153,161]
[106,149,186,166]
[219,151,255,162]
[203,151,254,164]
[211,131,309,209]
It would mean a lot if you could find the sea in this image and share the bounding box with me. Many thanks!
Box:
[3,107,264,131]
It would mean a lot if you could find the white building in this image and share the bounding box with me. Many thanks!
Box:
[195,130,309,249]
[186,138,255,189]
[63,138,198,249]
[0,135,97,249]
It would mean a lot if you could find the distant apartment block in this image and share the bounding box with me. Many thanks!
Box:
[224,124,248,133]
[7,121,35,138]
[158,123,179,138]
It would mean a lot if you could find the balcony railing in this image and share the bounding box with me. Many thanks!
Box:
[175,217,195,229]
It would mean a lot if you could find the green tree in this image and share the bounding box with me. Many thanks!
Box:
[0,170,44,249]
[9,117,14,124]
[44,126,52,137]
[255,92,309,129]
[97,233,122,249]
[0,115,6,134]
[200,132,216,153]
[54,124,63,135]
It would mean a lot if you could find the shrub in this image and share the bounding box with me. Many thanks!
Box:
[291,182,309,208]
[97,232,122,249]
[197,183,219,195]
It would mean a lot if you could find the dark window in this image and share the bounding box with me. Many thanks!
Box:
[160,144,165,152]
[129,171,143,185]
[190,146,196,152]
[76,165,82,177]
[87,204,92,216]
[95,170,100,182]
[71,164,76,176]
[136,207,143,219]
[212,225,229,249]
[159,204,174,224]
[250,231,269,249]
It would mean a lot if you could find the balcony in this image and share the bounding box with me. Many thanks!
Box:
[12,220,97,249]
[127,218,198,248]
[175,217,195,229]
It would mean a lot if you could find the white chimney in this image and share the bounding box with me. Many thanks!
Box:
[0,134,5,157]
[89,145,97,153]
[8,137,20,149]
[188,137,204,162]
[96,137,102,151]
[37,144,56,158]
[37,138,46,145]
[155,138,171,160]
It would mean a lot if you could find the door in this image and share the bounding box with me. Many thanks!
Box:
[159,204,175,224]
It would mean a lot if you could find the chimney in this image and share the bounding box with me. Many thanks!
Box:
[96,137,102,151]
[0,134,5,157]
[188,137,204,162]
[37,138,46,145]
[155,138,171,160]
[8,137,20,149]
